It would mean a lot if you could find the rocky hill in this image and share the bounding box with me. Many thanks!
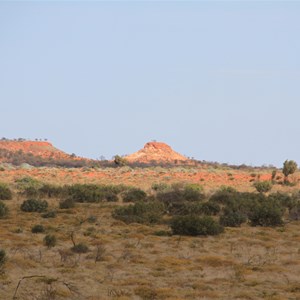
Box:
[124,142,189,164]
[0,140,71,160]
[0,140,88,167]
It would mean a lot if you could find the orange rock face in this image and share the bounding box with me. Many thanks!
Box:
[124,142,189,164]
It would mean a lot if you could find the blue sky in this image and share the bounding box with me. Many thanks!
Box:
[0,1,299,166]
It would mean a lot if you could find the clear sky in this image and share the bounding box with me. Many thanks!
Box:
[0,1,299,167]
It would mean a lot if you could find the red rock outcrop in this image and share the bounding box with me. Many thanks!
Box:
[124,142,188,164]
[0,140,72,160]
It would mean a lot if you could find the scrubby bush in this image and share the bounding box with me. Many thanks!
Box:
[0,249,6,270]
[0,183,12,200]
[38,184,64,198]
[288,201,300,220]
[268,192,294,209]
[283,160,298,183]
[112,201,164,225]
[199,201,221,216]
[220,208,246,227]
[66,184,125,203]
[170,215,224,236]
[183,184,205,202]
[166,201,220,217]
[253,181,273,193]
[209,190,238,205]
[16,176,42,197]
[59,198,75,209]
[43,234,56,248]
[157,186,205,207]
[71,243,89,253]
[248,201,284,227]
[41,210,56,218]
[31,224,45,233]
[122,188,147,203]
[166,201,201,216]
[151,182,169,192]
[0,201,8,218]
[114,155,127,166]
[20,199,48,212]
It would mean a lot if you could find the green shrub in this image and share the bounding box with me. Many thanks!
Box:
[0,201,8,218]
[199,202,221,216]
[283,160,298,183]
[268,192,294,209]
[31,224,45,233]
[170,215,224,236]
[59,198,75,209]
[183,185,205,202]
[43,234,56,248]
[289,202,300,220]
[166,201,202,216]
[0,183,12,200]
[166,201,220,217]
[156,183,205,205]
[151,182,169,192]
[220,208,246,227]
[16,177,42,197]
[0,249,6,269]
[122,188,147,203]
[71,243,89,253]
[38,184,64,198]
[20,199,48,212]
[114,155,127,166]
[67,184,123,203]
[253,181,273,193]
[41,210,56,218]
[209,190,238,205]
[112,201,165,225]
[105,192,118,202]
[248,201,284,227]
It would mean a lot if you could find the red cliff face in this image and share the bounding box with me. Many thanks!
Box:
[125,142,189,164]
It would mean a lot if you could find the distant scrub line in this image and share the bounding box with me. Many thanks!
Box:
[1,177,300,237]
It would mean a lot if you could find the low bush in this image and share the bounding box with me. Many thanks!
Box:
[67,184,125,203]
[43,234,56,248]
[122,188,147,203]
[41,210,56,218]
[248,201,284,227]
[0,183,12,200]
[220,208,247,227]
[157,187,205,207]
[268,192,294,209]
[289,202,300,220]
[209,190,238,205]
[199,202,221,216]
[38,184,64,198]
[170,215,224,236]
[59,198,75,209]
[151,182,169,192]
[0,201,8,218]
[0,249,6,270]
[112,201,165,225]
[166,201,220,217]
[183,184,205,202]
[253,181,273,193]
[71,243,89,253]
[31,224,45,233]
[20,199,48,212]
